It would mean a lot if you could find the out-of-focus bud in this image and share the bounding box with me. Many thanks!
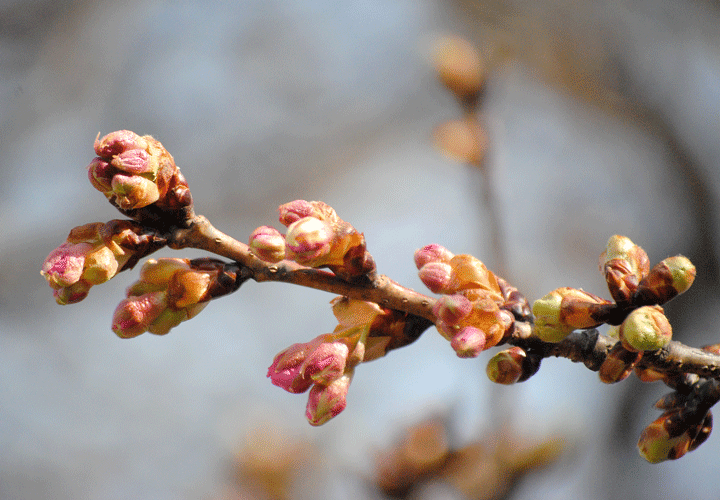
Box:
[486,347,526,384]
[433,118,487,164]
[450,326,486,358]
[418,262,453,293]
[414,244,455,269]
[619,305,672,352]
[432,36,484,103]
[637,409,712,463]
[305,373,352,426]
[89,130,192,214]
[41,220,165,305]
[599,235,650,305]
[634,255,696,306]
[532,287,612,343]
[249,226,286,262]
[598,342,642,384]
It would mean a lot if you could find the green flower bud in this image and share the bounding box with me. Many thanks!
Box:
[532,288,573,343]
[619,305,672,352]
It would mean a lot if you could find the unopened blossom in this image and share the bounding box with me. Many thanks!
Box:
[248,226,286,262]
[599,235,650,304]
[619,305,673,352]
[486,347,526,385]
[418,262,453,294]
[111,258,218,338]
[637,410,712,463]
[88,130,191,213]
[41,220,162,305]
[532,287,612,343]
[635,255,696,306]
[305,373,352,426]
[414,244,454,269]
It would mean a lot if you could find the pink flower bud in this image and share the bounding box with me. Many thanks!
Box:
[112,291,167,338]
[414,244,454,269]
[41,242,93,289]
[305,373,352,426]
[285,217,333,263]
[301,341,349,384]
[418,262,452,293]
[248,226,286,262]
[450,326,486,358]
[111,173,161,209]
[278,200,316,226]
[267,346,314,394]
[94,130,147,158]
[87,158,115,193]
[432,294,473,326]
[111,148,155,174]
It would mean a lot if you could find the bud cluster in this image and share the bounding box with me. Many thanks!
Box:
[637,377,716,463]
[88,130,192,217]
[111,257,242,338]
[249,200,375,282]
[415,244,527,358]
[41,220,166,304]
[267,297,398,426]
[532,235,695,346]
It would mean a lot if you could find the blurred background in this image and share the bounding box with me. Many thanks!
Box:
[3,0,720,498]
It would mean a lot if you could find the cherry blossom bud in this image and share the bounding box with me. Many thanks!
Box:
[418,262,453,293]
[433,118,488,164]
[532,288,573,343]
[598,342,642,384]
[433,36,484,102]
[619,305,672,352]
[278,200,338,226]
[637,409,712,463]
[450,326,486,358]
[111,148,156,174]
[634,255,696,306]
[486,347,526,384]
[301,341,349,384]
[249,226,286,262]
[305,373,352,426]
[599,235,650,304]
[414,244,454,269]
[94,129,148,157]
[285,217,334,263]
[267,344,314,394]
[110,173,161,209]
[87,158,114,192]
[112,291,167,338]
[433,294,473,325]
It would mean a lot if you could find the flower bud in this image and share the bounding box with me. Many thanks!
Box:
[267,344,315,394]
[598,342,642,384]
[433,118,487,164]
[450,326,486,358]
[634,255,696,306]
[285,217,334,263]
[432,36,484,102]
[305,373,352,426]
[110,173,161,209]
[619,305,672,352]
[486,347,526,384]
[94,129,148,157]
[600,235,650,304]
[637,409,712,463]
[278,200,338,226]
[301,341,349,384]
[112,291,167,339]
[414,244,454,269]
[418,262,453,293]
[433,294,473,326]
[249,226,286,262]
[532,288,573,343]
